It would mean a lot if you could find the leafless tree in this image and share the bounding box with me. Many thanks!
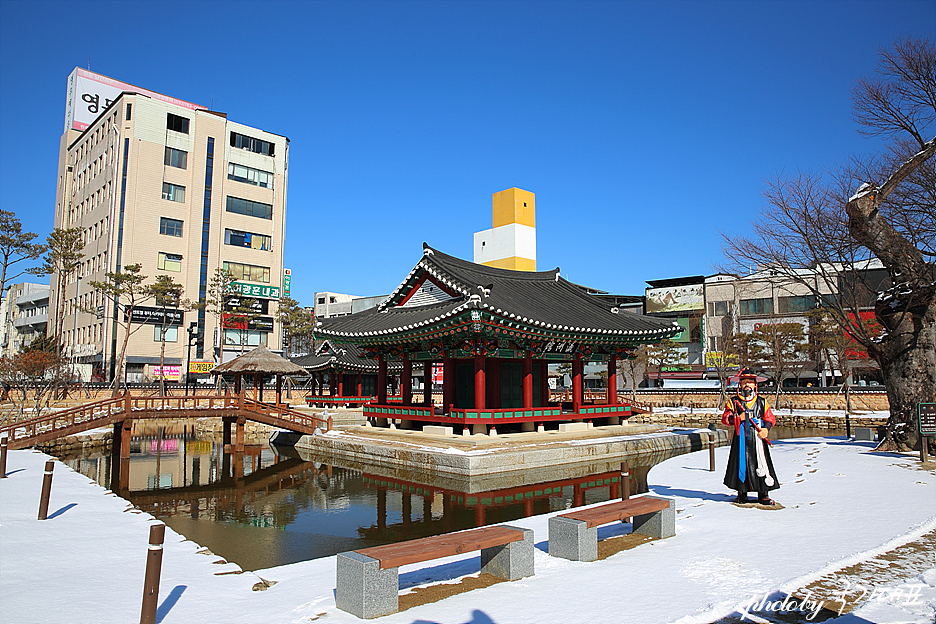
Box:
[723,38,935,451]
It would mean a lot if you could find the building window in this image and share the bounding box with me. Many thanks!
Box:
[160,217,183,237]
[738,297,773,316]
[162,182,185,203]
[778,295,817,314]
[167,113,190,134]
[227,162,273,188]
[230,131,274,156]
[708,301,730,317]
[157,252,182,272]
[222,261,270,283]
[224,329,268,347]
[317,297,325,304]
[164,147,188,169]
[155,326,179,342]
[224,228,271,250]
[125,103,132,121]
[225,196,272,219]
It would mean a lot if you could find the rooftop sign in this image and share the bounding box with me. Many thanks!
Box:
[64,67,206,132]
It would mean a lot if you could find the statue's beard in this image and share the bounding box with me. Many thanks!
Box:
[741,388,755,400]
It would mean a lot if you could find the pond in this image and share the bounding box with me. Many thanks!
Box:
[57,421,844,572]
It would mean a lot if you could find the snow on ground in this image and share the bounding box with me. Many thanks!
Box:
[1,435,933,624]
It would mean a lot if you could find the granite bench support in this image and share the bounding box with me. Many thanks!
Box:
[548,495,675,562]
[336,524,533,619]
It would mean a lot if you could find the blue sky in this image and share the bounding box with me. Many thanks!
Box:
[0,0,933,305]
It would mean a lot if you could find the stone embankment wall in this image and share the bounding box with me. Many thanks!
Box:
[631,390,890,412]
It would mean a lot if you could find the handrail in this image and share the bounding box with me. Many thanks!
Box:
[0,392,328,447]
[242,397,330,432]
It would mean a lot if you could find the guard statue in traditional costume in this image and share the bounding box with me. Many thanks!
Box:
[722,369,780,505]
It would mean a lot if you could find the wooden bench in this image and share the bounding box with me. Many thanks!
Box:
[548,495,675,562]
[336,524,533,618]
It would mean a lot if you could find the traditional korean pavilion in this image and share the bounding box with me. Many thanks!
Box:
[293,341,402,407]
[315,244,681,433]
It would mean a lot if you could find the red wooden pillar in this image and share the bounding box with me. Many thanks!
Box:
[608,355,618,405]
[377,354,388,404]
[423,361,432,405]
[540,360,549,406]
[442,354,454,413]
[356,373,363,398]
[330,371,337,396]
[522,351,533,408]
[401,353,412,406]
[572,355,583,415]
[337,371,344,398]
[473,354,485,410]
[490,359,501,409]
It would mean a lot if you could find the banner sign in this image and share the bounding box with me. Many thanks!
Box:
[127,306,183,326]
[646,284,704,313]
[152,365,181,381]
[189,360,215,374]
[283,269,291,298]
[65,67,206,132]
[224,297,268,315]
[231,282,280,299]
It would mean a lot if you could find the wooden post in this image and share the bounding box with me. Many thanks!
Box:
[235,416,245,453]
[572,355,583,416]
[474,354,485,410]
[0,436,7,478]
[140,523,166,624]
[357,373,363,398]
[377,355,387,404]
[401,353,412,406]
[37,460,54,520]
[621,461,631,501]
[523,351,533,408]
[608,355,618,405]
[337,371,344,398]
[442,354,454,414]
[709,435,716,472]
[276,374,282,405]
[423,361,432,405]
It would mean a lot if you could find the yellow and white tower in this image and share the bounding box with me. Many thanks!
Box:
[473,187,536,271]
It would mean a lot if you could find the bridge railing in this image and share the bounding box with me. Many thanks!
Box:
[242,397,331,432]
[0,396,126,447]
[128,394,240,414]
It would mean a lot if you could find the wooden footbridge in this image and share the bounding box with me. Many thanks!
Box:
[0,391,331,453]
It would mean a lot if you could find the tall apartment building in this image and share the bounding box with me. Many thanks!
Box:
[0,283,50,358]
[53,69,289,382]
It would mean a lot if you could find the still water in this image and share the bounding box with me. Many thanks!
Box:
[58,422,845,572]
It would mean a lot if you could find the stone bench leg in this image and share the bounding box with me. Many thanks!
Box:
[480,526,534,580]
[632,496,676,539]
[548,516,597,562]
[336,551,399,619]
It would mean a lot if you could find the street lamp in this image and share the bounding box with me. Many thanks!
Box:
[185,321,198,396]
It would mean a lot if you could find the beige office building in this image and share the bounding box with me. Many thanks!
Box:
[53,69,289,382]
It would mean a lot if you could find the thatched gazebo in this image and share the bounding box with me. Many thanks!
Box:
[212,345,308,404]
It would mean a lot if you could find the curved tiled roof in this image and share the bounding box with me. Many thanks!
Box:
[317,244,680,343]
[292,341,402,373]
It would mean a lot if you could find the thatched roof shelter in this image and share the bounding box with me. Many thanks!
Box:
[212,345,307,403]
[212,345,307,376]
